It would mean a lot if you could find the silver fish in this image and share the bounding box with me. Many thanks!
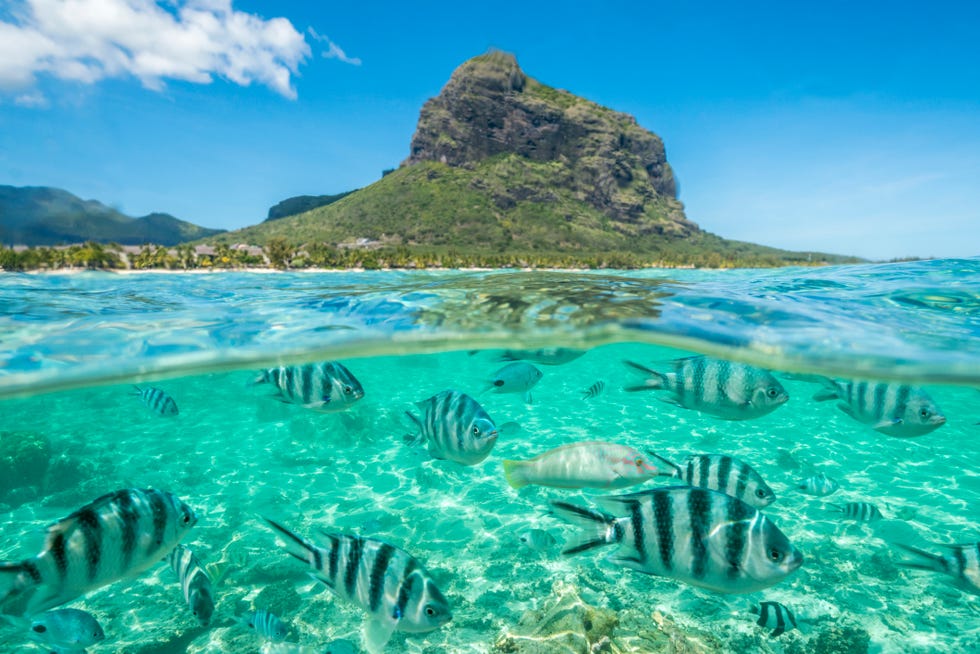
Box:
[551,487,803,594]
[256,361,365,412]
[486,362,542,403]
[797,472,840,497]
[28,608,105,650]
[264,518,452,654]
[652,453,776,508]
[0,488,197,616]
[502,442,661,490]
[167,544,214,626]
[895,541,980,596]
[243,608,289,642]
[831,502,883,522]
[498,348,585,365]
[751,600,798,637]
[406,390,499,465]
[132,386,178,416]
[582,380,605,400]
[813,378,945,437]
[518,529,559,552]
[624,356,789,420]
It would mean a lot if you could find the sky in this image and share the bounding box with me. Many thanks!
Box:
[1,0,978,260]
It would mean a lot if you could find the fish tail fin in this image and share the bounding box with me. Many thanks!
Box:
[647,450,683,478]
[893,543,949,574]
[501,460,529,489]
[0,561,34,617]
[251,371,270,386]
[622,360,666,391]
[549,501,621,556]
[262,517,317,568]
[811,377,840,402]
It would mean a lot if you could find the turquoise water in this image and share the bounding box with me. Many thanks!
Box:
[1,260,979,653]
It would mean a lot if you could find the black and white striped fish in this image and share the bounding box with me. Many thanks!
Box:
[167,544,214,626]
[405,390,499,465]
[831,502,883,522]
[895,541,980,596]
[28,608,106,651]
[242,608,289,642]
[751,600,798,637]
[813,378,945,437]
[797,472,840,497]
[0,488,197,617]
[256,361,365,412]
[652,453,776,508]
[582,381,605,400]
[263,518,452,654]
[551,486,803,594]
[132,386,179,416]
[623,356,789,420]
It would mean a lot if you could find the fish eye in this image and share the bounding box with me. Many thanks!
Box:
[32,625,46,633]
[425,606,436,617]
[766,387,779,398]
[919,408,930,418]
[472,427,480,435]
[634,457,644,467]
[344,385,353,394]
[768,548,783,562]
[755,488,767,498]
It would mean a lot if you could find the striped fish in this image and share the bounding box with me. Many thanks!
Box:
[551,486,803,594]
[623,356,789,420]
[813,378,945,437]
[28,608,106,650]
[797,472,840,497]
[167,544,214,626]
[406,390,499,465]
[132,386,178,416]
[0,488,197,617]
[256,361,365,412]
[243,608,289,642]
[263,518,452,654]
[582,381,605,400]
[831,502,883,522]
[652,453,776,508]
[895,541,980,596]
[751,600,798,637]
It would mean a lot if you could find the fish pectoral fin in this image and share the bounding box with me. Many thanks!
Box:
[523,391,532,404]
[497,421,521,436]
[363,617,398,654]
[655,396,683,408]
[874,417,903,432]
[836,404,859,420]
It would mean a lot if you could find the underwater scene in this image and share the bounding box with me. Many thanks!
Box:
[1,260,978,654]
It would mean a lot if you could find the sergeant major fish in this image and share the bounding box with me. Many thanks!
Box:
[623,356,789,420]
[406,390,499,465]
[895,541,980,596]
[132,386,178,416]
[0,488,197,617]
[551,486,803,594]
[652,452,776,508]
[502,442,661,490]
[263,518,452,654]
[242,608,289,642]
[831,502,883,522]
[28,608,105,651]
[485,362,542,404]
[167,544,214,626]
[581,381,605,400]
[750,600,798,637]
[812,378,946,437]
[797,472,840,497]
[255,361,364,412]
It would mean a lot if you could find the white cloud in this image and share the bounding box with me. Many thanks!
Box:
[0,0,312,98]
[308,26,361,66]
[14,90,49,107]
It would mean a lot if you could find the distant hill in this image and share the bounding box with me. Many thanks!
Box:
[265,191,356,222]
[0,185,224,246]
[212,52,856,266]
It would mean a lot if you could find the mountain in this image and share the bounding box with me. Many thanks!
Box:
[212,52,854,266]
[265,191,356,222]
[0,185,224,246]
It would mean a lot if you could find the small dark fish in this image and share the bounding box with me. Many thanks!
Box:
[518,529,559,552]
[582,381,605,399]
[751,600,798,637]
[242,608,289,642]
[831,501,883,522]
[133,385,179,416]
[29,608,106,650]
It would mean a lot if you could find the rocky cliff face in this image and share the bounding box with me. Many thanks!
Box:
[403,51,696,236]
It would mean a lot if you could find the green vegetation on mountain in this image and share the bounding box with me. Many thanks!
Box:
[265,191,356,222]
[209,52,857,267]
[0,185,224,246]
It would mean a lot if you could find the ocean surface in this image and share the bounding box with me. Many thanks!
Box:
[1,259,978,654]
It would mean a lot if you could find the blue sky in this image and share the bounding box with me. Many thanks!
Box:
[1,0,978,260]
